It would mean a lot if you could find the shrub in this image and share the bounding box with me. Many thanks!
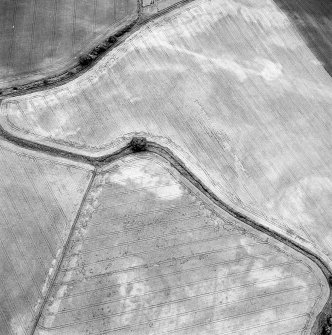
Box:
[91,43,107,57]
[323,324,331,335]
[328,276,332,286]
[130,137,147,152]
[79,55,93,66]
[98,42,108,52]
[328,316,332,326]
[108,36,117,44]
[43,79,48,85]
[115,26,130,37]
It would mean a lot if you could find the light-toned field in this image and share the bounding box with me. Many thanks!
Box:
[34,154,328,335]
[0,0,137,88]
[2,0,331,271]
[0,139,93,335]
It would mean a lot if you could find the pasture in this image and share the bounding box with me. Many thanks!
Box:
[0,139,93,335]
[35,154,328,335]
[0,0,137,88]
[2,0,331,272]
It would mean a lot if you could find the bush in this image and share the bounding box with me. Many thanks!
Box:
[97,42,108,52]
[328,276,332,286]
[68,69,76,76]
[328,316,332,326]
[108,36,117,44]
[115,26,130,37]
[43,79,49,85]
[323,324,331,335]
[79,55,93,66]
[130,137,147,152]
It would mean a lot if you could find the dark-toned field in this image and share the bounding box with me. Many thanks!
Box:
[0,0,138,88]
[274,0,332,76]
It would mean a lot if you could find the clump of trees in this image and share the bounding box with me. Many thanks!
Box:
[322,315,332,334]
[108,36,117,44]
[130,137,147,152]
[79,54,94,66]
[78,22,136,68]
[78,38,115,67]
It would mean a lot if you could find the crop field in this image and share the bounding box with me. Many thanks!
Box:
[273,0,332,77]
[33,154,328,335]
[0,138,93,335]
[2,0,331,270]
[0,0,138,87]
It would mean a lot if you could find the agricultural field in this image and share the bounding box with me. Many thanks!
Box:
[0,0,331,334]
[0,138,93,335]
[273,0,332,77]
[34,154,328,335]
[0,0,138,88]
[2,0,331,272]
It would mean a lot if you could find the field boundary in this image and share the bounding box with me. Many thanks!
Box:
[0,0,196,98]
[9,132,330,335]
[28,168,97,335]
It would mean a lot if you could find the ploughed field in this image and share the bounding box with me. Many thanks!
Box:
[0,0,137,87]
[35,154,328,335]
[2,0,331,272]
[0,139,93,335]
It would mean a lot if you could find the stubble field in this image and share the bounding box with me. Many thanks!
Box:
[34,154,329,335]
[0,139,93,335]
